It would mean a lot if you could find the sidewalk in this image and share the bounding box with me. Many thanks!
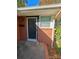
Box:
[17,41,46,59]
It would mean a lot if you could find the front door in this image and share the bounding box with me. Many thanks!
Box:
[27,17,37,41]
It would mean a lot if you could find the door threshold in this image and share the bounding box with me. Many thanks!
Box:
[27,39,37,42]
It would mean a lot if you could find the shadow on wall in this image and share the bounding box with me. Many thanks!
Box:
[36,25,52,48]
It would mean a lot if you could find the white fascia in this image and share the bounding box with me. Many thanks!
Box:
[17,3,61,11]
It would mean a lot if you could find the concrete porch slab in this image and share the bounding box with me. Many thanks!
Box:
[17,41,47,59]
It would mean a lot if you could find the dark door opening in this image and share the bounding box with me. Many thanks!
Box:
[28,17,37,40]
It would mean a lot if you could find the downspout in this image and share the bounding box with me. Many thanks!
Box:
[51,10,61,48]
[51,18,55,48]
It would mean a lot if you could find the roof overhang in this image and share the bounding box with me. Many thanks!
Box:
[17,3,61,16]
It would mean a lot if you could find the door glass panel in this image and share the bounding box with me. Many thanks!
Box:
[28,18,36,39]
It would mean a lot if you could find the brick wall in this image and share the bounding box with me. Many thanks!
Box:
[17,16,27,41]
[38,28,54,47]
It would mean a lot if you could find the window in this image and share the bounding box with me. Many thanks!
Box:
[39,16,52,28]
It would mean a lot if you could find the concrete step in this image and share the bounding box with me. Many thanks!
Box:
[48,48,57,56]
[48,48,61,59]
[49,55,61,59]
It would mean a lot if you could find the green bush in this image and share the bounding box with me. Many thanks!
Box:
[55,25,61,55]
[17,0,25,7]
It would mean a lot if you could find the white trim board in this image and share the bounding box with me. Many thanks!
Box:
[17,3,61,11]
